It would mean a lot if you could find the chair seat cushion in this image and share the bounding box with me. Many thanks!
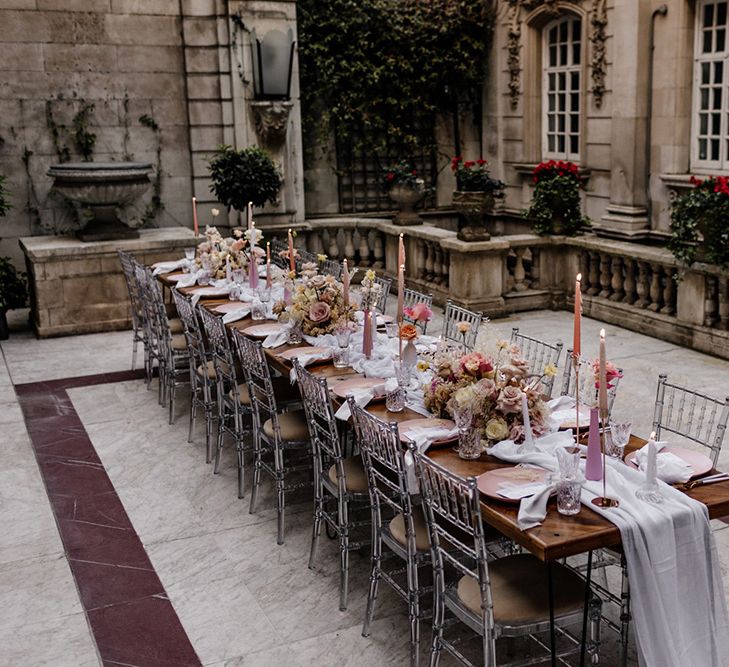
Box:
[262,411,309,442]
[196,361,216,379]
[456,554,585,626]
[229,384,251,405]
[328,456,368,494]
[388,507,430,552]
[169,317,184,334]
[171,334,188,351]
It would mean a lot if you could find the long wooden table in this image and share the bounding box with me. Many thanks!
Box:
[162,273,729,563]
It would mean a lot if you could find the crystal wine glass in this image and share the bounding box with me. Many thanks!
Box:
[608,419,632,459]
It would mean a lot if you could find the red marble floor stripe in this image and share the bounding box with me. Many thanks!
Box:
[15,372,201,667]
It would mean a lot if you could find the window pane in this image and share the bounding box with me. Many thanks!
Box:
[701,87,710,109]
[558,135,565,152]
[560,44,568,65]
[558,72,566,89]
[558,114,566,132]
[559,93,566,111]
[573,43,580,65]
[704,29,714,53]
[548,94,555,112]
[570,114,579,132]
[712,138,720,159]
[713,112,722,134]
[701,113,709,134]
[700,138,708,160]
[560,20,568,41]
[572,19,580,41]
[570,135,579,155]
[703,62,711,84]
[718,29,726,52]
[570,92,579,111]
[714,86,723,108]
[715,61,724,83]
[719,2,728,25]
[705,3,715,28]
[550,45,557,67]
[548,135,555,152]
[548,115,555,131]
[549,72,555,89]
[570,71,579,90]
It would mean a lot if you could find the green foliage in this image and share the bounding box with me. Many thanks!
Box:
[524,166,589,236]
[139,114,159,131]
[138,114,164,227]
[0,175,10,217]
[297,0,495,158]
[668,176,729,269]
[73,102,96,161]
[208,145,282,211]
[451,156,505,195]
[0,258,27,311]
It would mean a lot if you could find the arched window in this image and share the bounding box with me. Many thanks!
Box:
[543,15,582,160]
[692,0,729,169]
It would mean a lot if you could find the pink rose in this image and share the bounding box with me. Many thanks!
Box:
[509,423,525,443]
[460,352,493,377]
[496,386,523,414]
[231,239,245,252]
[404,303,433,322]
[309,301,331,323]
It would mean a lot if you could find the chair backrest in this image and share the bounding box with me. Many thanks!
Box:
[402,288,433,334]
[443,300,482,351]
[198,306,237,385]
[117,250,143,330]
[349,400,411,516]
[559,349,622,415]
[172,289,207,362]
[320,259,343,280]
[652,374,729,465]
[292,359,342,472]
[510,328,563,397]
[374,276,392,314]
[270,239,289,269]
[414,452,495,649]
[231,329,280,433]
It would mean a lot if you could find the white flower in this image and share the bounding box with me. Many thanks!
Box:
[211,208,220,217]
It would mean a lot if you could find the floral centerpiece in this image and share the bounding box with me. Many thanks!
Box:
[274,262,353,336]
[423,335,553,446]
[451,156,505,242]
[358,269,383,312]
[524,160,589,236]
[195,226,263,280]
[382,160,427,226]
[668,175,729,269]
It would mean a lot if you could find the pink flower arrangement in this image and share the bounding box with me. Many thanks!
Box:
[459,352,494,378]
[309,301,331,323]
[590,359,622,389]
[403,302,433,322]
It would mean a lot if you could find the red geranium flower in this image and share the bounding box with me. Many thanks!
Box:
[386,172,395,181]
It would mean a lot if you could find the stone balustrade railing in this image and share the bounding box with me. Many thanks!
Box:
[259,218,729,361]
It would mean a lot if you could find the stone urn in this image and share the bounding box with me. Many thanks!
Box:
[47,162,153,242]
[389,184,425,226]
[453,191,495,242]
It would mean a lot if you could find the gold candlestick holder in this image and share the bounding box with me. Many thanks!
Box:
[591,409,620,508]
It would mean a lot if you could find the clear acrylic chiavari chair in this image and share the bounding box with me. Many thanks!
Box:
[402,288,433,334]
[413,452,601,667]
[134,263,164,396]
[118,250,145,371]
[198,307,253,498]
[560,348,622,417]
[293,359,370,611]
[320,258,343,280]
[270,238,289,269]
[172,289,219,463]
[442,300,482,351]
[232,330,310,544]
[510,328,564,398]
[653,373,729,466]
[348,400,431,667]
[374,276,392,314]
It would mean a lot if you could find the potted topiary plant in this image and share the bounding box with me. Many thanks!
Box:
[451,157,505,241]
[524,160,589,235]
[381,160,427,225]
[668,175,729,269]
[0,175,27,340]
[207,145,282,215]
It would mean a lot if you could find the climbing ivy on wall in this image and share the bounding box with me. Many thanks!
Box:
[297,0,495,159]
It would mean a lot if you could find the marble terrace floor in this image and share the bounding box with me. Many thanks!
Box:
[2,308,729,666]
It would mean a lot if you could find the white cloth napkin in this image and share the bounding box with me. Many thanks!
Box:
[288,348,334,381]
[334,379,394,420]
[190,285,231,306]
[497,481,550,500]
[547,395,591,431]
[175,270,203,288]
[488,434,729,667]
[262,324,292,349]
[403,424,459,492]
[222,306,251,324]
[632,440,694,484]
[152,259,187,275]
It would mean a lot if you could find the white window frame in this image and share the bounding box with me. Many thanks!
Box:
[692,0,729,171]
[542,15,582,161]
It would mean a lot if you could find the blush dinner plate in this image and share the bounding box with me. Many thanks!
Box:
[245,323,284,338]
[213,302,251,314]
[625,446,713,480]
[278,346,331,361]
[477,467,550,504]
[398,418,458,446]
[331,377,386,400]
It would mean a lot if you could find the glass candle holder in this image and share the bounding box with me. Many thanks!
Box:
[287,321,303,345]
[556,479,583,516]
[251,300,266,321]
[385,385,407,413]
[333,345,349,369]
[457,429,481,460]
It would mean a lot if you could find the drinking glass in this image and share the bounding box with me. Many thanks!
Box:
[232,268,246,285]
[333,345,349,369]
[385,322,399,338]
[458,429,482,460]
[184,247,196,261]
[251,300,266,321]
[452,404,473,434]
[556,479,582,516]
[386,384,407,412]
[288,319,303,344]
[335,329,352,348]
[607,420,632,459]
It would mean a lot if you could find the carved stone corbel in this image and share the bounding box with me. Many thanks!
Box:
[250,100,293,147]
[590,0,607,108]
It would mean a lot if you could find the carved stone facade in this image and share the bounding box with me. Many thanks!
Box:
[487,0,699,240]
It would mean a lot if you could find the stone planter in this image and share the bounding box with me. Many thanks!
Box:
[47,162,153,242]
[389,184,424,226]
[453,190,495,242]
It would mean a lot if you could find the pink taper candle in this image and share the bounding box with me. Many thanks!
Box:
[397,263,405,323]
[266,242,272,289]
[342,259,350,306]
[398,233,405,270]
[287,228,295,272]
[192,196,199,237]
[598,329,608,416]
[247,201,253,231]
[573,273,582,358]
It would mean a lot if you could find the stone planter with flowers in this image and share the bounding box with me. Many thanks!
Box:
[451,157,505,241]
[382,161,427,226]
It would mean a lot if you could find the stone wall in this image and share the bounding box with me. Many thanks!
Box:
[0,1,199,268]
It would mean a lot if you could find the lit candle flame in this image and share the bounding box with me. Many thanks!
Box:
[600,328,605,339]
[576,272,582,281]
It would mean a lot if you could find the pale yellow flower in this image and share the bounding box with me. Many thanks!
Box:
[497,339,509,350]
[543,362,558,378]
[416,360,430,372]
[457,322,472,334]
[317,253,327,263]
